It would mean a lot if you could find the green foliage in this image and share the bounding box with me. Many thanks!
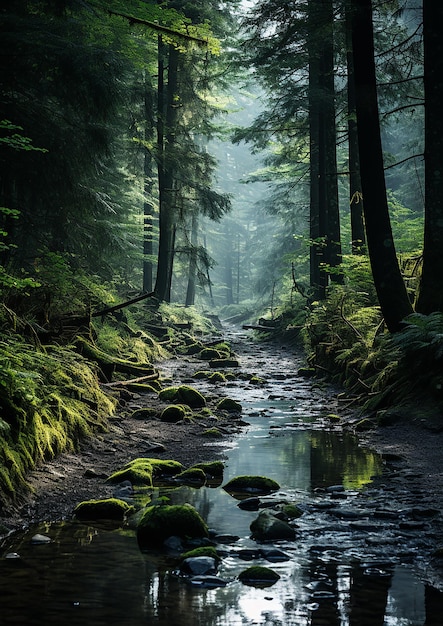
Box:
[0,335,117,502]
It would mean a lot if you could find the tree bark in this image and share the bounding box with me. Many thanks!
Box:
[154,40,179,302]
[351,0,413,332]
[415,1,443,314]
[345,0,366,254]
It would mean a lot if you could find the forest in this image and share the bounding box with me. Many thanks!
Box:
[0,0,442,511]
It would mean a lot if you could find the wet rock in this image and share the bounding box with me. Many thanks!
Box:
[31,534,51,545]
[137,504,208,549]
[223,475,280,496]
[213,533,240,544]
[188,575,228,588]
[237,549,261,561]
[217,397,242,413]
[180,556,218,576]
[238,565,280,587]
[160,404,187,423]
[74,498,135,522]
[174,468,207,487]
[260,548,291,562]
[238,497,260,511]
[250,510,296,541]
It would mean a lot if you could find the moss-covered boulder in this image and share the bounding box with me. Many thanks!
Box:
[192,461,224,478]
[250,510,296,541]
[199,347,222,360]
[74,498,134,522]
[217,397,242,413]
[131,407,159,420]
[180,546,220,561]
[223,475,280,496]
[158,385,206,409]
[177,385,206,408]
[107,457,184,486]
[137,503,208,549]
[238,565,280,587]
[158,386,180,402]
[208,371,226,383]
[175,467,207,486]
[107,458,154,486]
[160,404,186,423]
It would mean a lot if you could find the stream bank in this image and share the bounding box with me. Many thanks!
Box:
[1,325,443,607]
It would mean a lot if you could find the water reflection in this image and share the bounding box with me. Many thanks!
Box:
[0,413,441,624]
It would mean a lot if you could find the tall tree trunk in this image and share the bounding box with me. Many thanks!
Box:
[308,0,326,301]
[185,212,198,306]
[416,1,443,314]
[143,74,155,293]
[345,0,366,254]
[320,0,342,283]
[351,0,413,332]
[154,40,179,302]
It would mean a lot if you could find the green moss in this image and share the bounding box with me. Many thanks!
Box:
[191,461,224,477]
[193,370,210,379]
[131,407,159,420]
[217,397,242,413]
[137,503,208,548]
[176,385,206,408]
[148,458,184,477]
[126,383,158,394]
[280,503,304,519]
[158,386,180,402]
[202,428,223,438]
[107,462,153,487]
[74,498,134,522]
[175,467,207,486]
[180,546,220,561]
[199,347,222,360]
[238,566,280,587]
[223,475,280,495]
[298,367,316,378]
[208,372,226,383]
[249,376,265,385]
[327,413,341,423]
[160,404,186,423]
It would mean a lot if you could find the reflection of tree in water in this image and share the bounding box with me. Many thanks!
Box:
[309,431,382,490]
[349,564,392,626]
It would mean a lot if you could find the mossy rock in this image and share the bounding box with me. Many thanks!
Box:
[107,459,154,486]
[177,385,206,408]
[175,467,207,486]
[249,376,265,385]
[224,372,237,381]
[185,342,204,355]
[280,503,304,520]
[223,475,280,496]
[160,404,186,423]
[209,358,240,368]
[180,546,220,562]
[131,407,159,420]
[217,397,242,413]
[213,342,231,356]
[250,510,296,541]
[137,503,208,548]
[193,370,210,379]
[208,372,226,383]
[199,348,222,360]
[158,386,180,402]
[202,427,223,438]
[298,367,316,378]
[238,565,280,587]
[192,461,224,478]
[158,385,206,409]
[74,498,134,522]
[148,458,184,478]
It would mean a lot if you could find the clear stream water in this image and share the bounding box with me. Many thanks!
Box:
[1,330,442,625]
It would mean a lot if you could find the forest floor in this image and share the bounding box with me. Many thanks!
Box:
[2,331,443,587]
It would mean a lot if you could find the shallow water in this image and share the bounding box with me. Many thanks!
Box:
[1,334,442,625]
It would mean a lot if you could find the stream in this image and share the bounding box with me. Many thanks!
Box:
[1,328,442,625]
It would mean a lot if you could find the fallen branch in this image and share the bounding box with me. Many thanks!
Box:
[102,372,159,387]
[92,291,155,318]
